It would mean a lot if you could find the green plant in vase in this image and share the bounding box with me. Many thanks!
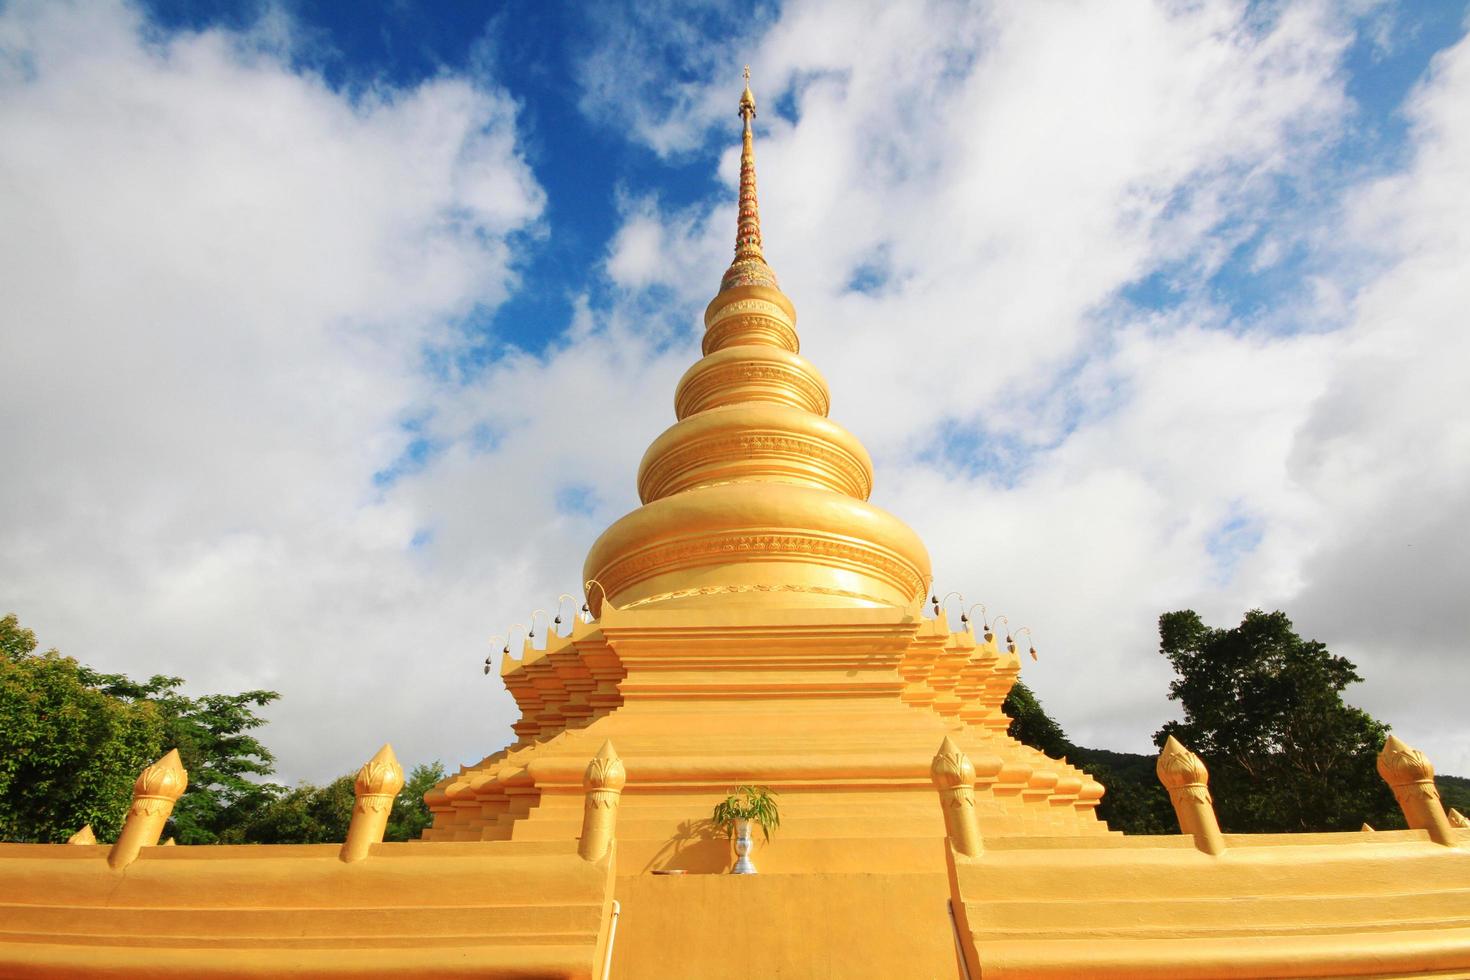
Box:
[711,785,780,874]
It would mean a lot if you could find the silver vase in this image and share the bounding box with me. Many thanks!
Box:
[731,818,756,874]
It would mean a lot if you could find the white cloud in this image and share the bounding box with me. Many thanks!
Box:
[604,192,726,294]
[1281,29,1470,773]
[0,0,546,779]
[573,0,775,158]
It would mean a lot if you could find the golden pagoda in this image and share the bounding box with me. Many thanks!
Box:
[2,75,1469,980]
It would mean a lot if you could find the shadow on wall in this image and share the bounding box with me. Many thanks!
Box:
[642,817,726,874]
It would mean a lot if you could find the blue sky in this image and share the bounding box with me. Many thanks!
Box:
[2,0,1469,782]
[129,0,1468,374]
[136,0,763,355]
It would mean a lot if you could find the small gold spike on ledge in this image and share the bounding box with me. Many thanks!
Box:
[340,743,405,863]
[1156,737,1225,855]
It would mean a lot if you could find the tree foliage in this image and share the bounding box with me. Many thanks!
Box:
[2,612,278,843]
[0,615,165,842]
[81,672,280,844]
[1,612,447,844]
[1439,775,1470,819]
[1154,609,1400,833]
[1068,748,1177,835]
[219,773,356,844]
[1004,679,1176,834]
[1,612,451,845]
[388,762,447,841]
[1002,680,1073,760]
[219,762,445,844]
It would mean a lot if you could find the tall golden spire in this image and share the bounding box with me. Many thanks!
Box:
[721,67,778,292]
[581,72,931,614]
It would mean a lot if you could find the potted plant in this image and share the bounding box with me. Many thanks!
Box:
[711,785,780,874]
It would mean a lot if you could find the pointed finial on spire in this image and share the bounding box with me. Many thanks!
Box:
[740,65,756,121]
[721,68,777,293]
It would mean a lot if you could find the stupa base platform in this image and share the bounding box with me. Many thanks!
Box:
[0,839,617,979]
[7,827,1470,979]
[603,829,1470,979]
[949,828,1470,980]
[425,603,1114,873]
[610,868,957,979]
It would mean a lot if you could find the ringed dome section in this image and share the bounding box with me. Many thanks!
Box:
[637,403,875,503]
[583,483,931,612]
[702,284,799,355]
[674,345,831,420]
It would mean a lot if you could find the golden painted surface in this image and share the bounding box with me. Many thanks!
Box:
[674,345,831,419]
[584,486,930,611]
[430,606,1109,865]
[1380,733,1460,847]
[636,404,875,503]
[1,746,618,979]
[0,839,616,979]
[945,829,1470,980]
[1156,735,1226,855]
[108,748,187,870]
[340,743,405,862]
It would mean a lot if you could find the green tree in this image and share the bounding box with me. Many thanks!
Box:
[1069,748,1177,835]
[85,673,279,844]
[1004,679,1175,834]
[388,762,447,841]
[1003,680,1073,759]
[0,615,164,842]
[0,613,279,844]
[219,774,355,844]
[221,762,446,844]
[1439,775,1470,819]
[1154,609,1400,833]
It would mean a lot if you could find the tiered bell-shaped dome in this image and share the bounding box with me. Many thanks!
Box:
[583,74,931,612]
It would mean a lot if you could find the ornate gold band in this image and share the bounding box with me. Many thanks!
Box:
[591,529,927,608]
[702,313,799,355]
[620,583,894,609]
[675,358,831,419]
[639,428,873,502]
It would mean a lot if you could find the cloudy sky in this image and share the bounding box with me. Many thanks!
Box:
[2,0,1467,785]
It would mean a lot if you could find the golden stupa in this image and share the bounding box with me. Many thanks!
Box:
[2,75,1469,980]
